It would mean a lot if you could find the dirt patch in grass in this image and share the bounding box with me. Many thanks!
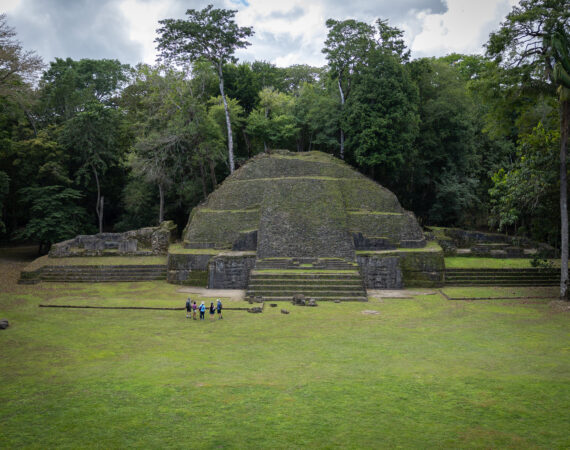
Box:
[176,287,245,301]
[368,289,436,299]
[549,300,570,312]
[0,246,39,293]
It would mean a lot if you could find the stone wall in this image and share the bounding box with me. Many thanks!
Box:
[49,221,176,257]
[167,252,214,285]
[357,245,444,289]
[357,255,403,288]
[208,253,257,289]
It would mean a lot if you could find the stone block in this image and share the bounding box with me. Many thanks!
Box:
[118,239,137,253]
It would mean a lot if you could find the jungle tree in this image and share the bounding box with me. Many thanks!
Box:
[322,19,375,159]
[155,4,254,173]
[486,0,570,298]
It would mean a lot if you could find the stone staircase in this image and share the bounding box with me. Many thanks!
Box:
[445,268,559,286]
[22,265,167,283]
[247,258,367,301]
[254,257,359,271]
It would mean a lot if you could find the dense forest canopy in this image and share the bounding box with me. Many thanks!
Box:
[0,2,568,261]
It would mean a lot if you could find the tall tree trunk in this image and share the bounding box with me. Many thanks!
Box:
[217,64,235,173]
[158,182,164,224]
[92,165,103,233]
[99,196,104,234]
[264,107,269,153]
[242,129,252,158]
[199,161,208,200]
[560,100,569,300]
[208,159,217,189]
[338,78,345,160]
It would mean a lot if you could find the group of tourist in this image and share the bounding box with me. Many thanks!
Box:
[186,298,223,320]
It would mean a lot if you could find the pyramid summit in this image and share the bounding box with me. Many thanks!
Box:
[174,151,444,296]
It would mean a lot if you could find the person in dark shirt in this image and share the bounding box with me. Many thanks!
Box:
[209,302,215,321]
[185,298,191,319]
[216,299,223,320]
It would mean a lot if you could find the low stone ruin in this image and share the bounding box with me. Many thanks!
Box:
[292,294,306,305]
[291,294,318,306]
[49,221,177,257]
[428,227,556,258]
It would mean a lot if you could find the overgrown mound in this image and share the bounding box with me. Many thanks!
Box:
[183,151,424,258]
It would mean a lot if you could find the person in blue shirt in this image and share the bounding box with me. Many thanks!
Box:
[199,301,206,320]
[216,299,223,319]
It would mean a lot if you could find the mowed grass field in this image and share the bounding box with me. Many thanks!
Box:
[1,250,569,448]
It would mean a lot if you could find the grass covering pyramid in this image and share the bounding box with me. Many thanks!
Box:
[183,150,425,257]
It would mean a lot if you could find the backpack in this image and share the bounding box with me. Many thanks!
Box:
[186,299,191,308]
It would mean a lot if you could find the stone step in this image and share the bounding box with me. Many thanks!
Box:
[445,275,560,280]
[249,280,362,289]
[247,288,366,296]
[41,266,166,273]
[258,296,368,302]
[250,272,361,280]
[445,268,560,274]
[445,281,557,286]
[37,263,168,282]
[40,272,166,277]
[41,274,166,279]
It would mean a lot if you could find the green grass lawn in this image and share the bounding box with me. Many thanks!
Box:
[1,280,569,448]
[445,257,560,269]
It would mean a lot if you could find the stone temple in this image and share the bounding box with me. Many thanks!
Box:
[170,150,444,301]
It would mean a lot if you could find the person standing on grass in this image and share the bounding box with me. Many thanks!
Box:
[185,297,191,319]
[199,301,206,320]
[209,302,216,321]
[216,298,223,320]
[192,301,197,320]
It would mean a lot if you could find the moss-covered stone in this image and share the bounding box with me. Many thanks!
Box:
[357,243,444,288]
[181,150,431,289]
[183,150,426,256]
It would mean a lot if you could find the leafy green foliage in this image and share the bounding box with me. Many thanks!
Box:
[39,58,129,122]
[15,185,90,247]
[245,87,298,151]
[489,123,559,243]
[344,49,419,181]
[0,170,9,233]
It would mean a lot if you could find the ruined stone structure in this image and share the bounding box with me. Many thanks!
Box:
[49,221,177,257]
[173,151,444,298]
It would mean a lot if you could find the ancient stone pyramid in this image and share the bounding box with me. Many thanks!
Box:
[183,150,425,257]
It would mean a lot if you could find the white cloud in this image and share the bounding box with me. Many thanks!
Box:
[2,0,521,67]
[410,0,519,57]
[0,0,21,12]
[117,0,180,64]
[234,1,328,66]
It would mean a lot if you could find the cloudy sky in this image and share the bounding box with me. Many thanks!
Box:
[1,0,519,68]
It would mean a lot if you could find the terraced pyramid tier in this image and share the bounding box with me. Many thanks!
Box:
[183,151,425,255]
